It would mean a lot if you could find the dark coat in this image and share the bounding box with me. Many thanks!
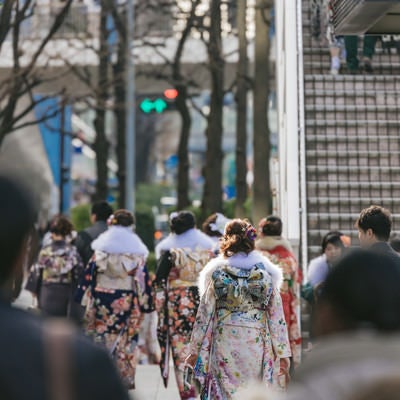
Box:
[75,221,108,266]
[369,241,400,263]
[0,298,130,400]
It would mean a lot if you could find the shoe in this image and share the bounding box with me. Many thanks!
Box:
[330,67,339,75]
[363,58,373,73]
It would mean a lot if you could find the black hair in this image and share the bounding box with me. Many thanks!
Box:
[91,201,113,222]
[259,216,283,236]
[0,176,36,284]
[109,209,135,227]
[321,231,345,253]
[170,211,195,235]
[202,213,222,237]
[355,205,392,241]
[319,249,400,332]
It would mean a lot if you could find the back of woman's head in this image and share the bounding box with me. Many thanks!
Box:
[321,231,346,253]
[49,215,73,237]
[108,209,135,227]
[0,176,36,284]
[202,212,230,237]
[258,215,283,236]
[317,249,400,334]
[220,219,257,257]
[169,210,195,235]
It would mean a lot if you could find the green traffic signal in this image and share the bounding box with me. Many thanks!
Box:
[140,98,168,114]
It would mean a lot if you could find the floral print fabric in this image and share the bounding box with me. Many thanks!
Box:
[190,264,291,399]
[37,241,82,284]
[258,246,302,366]
[78,252,153,389]
[155,248,213,400]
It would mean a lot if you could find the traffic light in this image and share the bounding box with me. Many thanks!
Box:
[139,89,178,114]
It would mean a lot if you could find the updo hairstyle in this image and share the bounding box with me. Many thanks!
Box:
[108,209,135,227]
[258,215,283,236]
[49,215,73,237]
[220,219,256,257]
[169,210,196,235]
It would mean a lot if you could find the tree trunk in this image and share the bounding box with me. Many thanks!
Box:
[93,0,109,202]
[252,0,273,225]
[175,85,191,209]
[113,32,127,208]
[202,0,224,218]
[235,0,248,218]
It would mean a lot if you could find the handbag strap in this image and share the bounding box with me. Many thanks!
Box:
[44,319,76,400]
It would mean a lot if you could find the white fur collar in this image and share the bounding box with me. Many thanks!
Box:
[155,228,215,258]
[91,225,149,257]
[198,250,283,297]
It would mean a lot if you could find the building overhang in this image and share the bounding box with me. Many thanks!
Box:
[331,0,400,34]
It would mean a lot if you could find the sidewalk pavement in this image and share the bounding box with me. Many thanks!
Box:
[131,365,180,400]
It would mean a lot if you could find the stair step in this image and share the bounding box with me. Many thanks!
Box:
[306,104,400,112]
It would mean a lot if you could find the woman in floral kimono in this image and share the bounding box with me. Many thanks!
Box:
[186,219,291,399]
[34,215,83,318]
[154,210,215,400]
[76,209,153,389]
[255,216,302,367]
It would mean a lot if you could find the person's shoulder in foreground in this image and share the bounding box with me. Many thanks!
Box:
[0,173,130,400]
[286,248,400,400]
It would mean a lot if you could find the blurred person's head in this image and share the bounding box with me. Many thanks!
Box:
[49,215,73,239]
[220,219,257,257]
[90,201,113,224]
[202,212,230,238]
[314,249,400,337]
[356,205,392,248]
[107,209,135,228]
[321,231,347,264]
[258,215,283,237]
[169,210,195,235]
[349,376,400,400]
[0,175,36,298]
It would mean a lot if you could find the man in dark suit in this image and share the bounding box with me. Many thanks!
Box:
[355,205,400,261]
[0,175,130,400]
[75,201,113,266]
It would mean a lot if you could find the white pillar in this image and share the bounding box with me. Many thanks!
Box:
[275,0,305,265]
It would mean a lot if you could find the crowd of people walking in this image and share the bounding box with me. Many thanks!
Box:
[2,172,400,400]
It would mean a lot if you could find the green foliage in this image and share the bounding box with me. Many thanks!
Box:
[135,204,155,252]
[146,252,157,274]
[136,183,172,208]
[70,203,92,231]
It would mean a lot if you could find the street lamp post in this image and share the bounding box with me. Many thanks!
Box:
[125,0,135,213]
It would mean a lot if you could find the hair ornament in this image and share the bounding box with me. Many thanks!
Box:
[245,224,257,241]
[107,214,118,226]
[169,211,179,222]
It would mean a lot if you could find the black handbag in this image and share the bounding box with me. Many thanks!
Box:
[25,265,42,297]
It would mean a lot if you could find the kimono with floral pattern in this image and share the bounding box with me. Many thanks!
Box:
[154,247,213,400]
[37,240,82,285]
[256,236,302,366]
[189,252,291,399]
[77,251,153,389]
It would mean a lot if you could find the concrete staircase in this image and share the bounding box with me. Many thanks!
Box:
[301,0,400,259]
[299,0,400,352]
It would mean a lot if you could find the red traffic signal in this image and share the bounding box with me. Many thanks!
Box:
[163,89,178,99]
